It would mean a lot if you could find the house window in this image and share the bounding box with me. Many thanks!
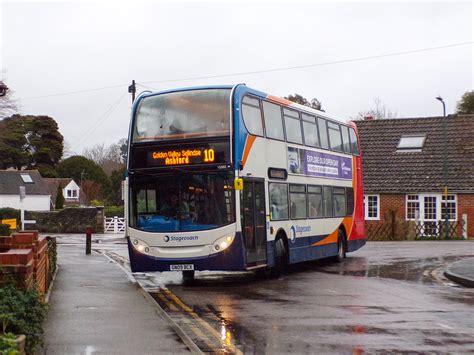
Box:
[406,194,457,222]
[397,135,426,152]
[441,195,457,221]
[20,174,33,183]
[406,195,420,220]
[66,189,78,199]
[423,196,437,221]
[364,195,380,220]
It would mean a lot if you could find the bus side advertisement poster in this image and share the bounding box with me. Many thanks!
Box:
[288,147,352,180]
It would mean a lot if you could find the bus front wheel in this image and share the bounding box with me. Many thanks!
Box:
[272,236,288,277]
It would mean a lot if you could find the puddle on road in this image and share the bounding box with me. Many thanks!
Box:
[316,255,473,285]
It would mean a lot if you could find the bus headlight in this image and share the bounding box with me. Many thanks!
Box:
[211,235,235,254]
[131,238,152,254]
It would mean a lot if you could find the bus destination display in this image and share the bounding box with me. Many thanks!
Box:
[144,143,230,168]
[151,148,215,166]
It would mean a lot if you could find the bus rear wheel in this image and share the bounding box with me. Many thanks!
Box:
[182,270,195,282]
[333,229,347,263]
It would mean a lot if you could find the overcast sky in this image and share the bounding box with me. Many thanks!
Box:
[1,0,472,155]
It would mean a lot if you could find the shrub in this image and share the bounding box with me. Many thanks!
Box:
[0,280,47,353]
[104,206,124,217]
[0,209,20,221]
[0,333,19,354]
[47,237,57,279]
[89,199,104,207]
[0,224,10,236]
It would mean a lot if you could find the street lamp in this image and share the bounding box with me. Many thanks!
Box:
[0,81,8,97]
[436,96,449,240]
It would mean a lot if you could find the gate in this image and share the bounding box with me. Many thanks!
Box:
[104,216,125,234]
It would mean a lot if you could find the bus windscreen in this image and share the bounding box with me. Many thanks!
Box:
[133,89,231,142]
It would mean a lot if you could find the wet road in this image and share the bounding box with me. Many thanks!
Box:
[82,236,474,353]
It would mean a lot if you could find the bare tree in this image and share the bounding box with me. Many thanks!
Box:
[83,143,108,165]
[354,98,398,120]
[83,140,125,176]
[0,77,20,119]
[62,141,76,159]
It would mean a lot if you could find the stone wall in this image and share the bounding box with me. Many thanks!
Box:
[25,207,104,233]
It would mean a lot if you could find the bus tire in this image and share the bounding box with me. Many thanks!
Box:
[182,270,195,282]
[334,228,347,263]
[272,235,288,277]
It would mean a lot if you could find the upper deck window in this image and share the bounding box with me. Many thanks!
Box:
[317,117,329,149]
[301,113,320,147]
[262,101,284,141]
[133,89,231,143]
[327,121,343,152]
[242,96,264,136]
[397,135,426,152]
[349,128,360,155]
[284,108,303,144]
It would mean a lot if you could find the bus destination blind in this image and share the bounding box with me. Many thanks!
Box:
[146,145,226,167]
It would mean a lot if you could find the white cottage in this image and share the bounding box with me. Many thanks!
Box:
[0,170,51,211]
[44,178,81,208]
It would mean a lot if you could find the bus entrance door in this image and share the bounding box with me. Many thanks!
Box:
[241,179,267,267]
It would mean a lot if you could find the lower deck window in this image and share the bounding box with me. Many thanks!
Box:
[290,184,306,219]
[269,183,289,220]
[333,187,346,217]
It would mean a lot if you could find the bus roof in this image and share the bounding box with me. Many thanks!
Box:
[135,84,354,127]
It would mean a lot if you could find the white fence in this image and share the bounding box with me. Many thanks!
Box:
[104,216,125,234]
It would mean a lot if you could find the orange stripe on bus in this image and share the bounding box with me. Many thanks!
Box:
[311,216,354,246]
[267,95,292,106]
[242,135,257,168]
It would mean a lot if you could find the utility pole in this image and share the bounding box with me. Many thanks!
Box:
[128,80,136,104]
[436,96,449,240]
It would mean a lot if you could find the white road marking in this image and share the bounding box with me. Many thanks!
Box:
[85,345,96,354]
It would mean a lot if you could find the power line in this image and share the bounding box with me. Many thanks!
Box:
[21,84,125,100]
[72,91,128,151]
[141,41,473,85]
[19,41,473,100]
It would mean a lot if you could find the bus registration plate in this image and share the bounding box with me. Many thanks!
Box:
[170,264,194,271]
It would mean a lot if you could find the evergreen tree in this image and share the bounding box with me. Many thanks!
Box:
[55,184,65,209]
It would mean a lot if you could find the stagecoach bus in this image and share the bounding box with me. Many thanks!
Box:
[125,84,365,279]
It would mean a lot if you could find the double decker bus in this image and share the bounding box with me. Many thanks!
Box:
[125,84,365,279]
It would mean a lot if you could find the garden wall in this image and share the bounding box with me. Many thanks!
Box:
[25,207,104,233]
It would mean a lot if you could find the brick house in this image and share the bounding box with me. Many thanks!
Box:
[356,114,473,238]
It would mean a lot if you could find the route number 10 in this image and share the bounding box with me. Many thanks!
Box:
[204,149,215,162]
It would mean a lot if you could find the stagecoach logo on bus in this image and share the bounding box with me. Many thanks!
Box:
[288,147,352,180]
[290,225,312,243]
[163,235,199,242]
